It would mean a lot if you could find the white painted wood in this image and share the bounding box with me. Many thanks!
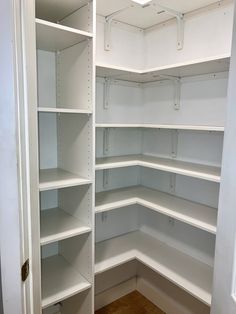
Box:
[96,123,224,131]
[211,4,236,314]
[96,55,230,82]
[38,107,92,114]
[39,168,92,191]
[95,186,217,234]
[36,0,89,23]
[96,155,221,182]
[97,0,224,29]
[41,255,91,308]
[40,208,92,245]
[36,19,92,52]
[95,230,213,305]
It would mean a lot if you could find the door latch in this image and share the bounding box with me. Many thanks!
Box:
[21,259,29,282]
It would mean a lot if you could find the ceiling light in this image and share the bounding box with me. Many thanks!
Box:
[131,0,152,6]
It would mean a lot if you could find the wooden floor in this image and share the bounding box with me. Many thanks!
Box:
[95,291,166,314]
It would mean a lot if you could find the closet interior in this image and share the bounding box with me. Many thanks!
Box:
[32,0,234,313]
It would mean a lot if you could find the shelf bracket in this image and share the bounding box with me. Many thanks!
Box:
[159,74,181,110]
[104,5,133,51]
[154,2,184,50]
[103,128,110,155]
[103,78,111,109]
[171,129,178,158]
[103,169,110,188]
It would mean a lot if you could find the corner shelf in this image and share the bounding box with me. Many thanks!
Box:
[96,123,224,132]
[38,107,92,114]
[96,186,217,234]
[95,155,221,182]
[36,18,93,51]
[42,255,91,309]
[95,230,213,306]
[39,168,92,191]
[40,208,92,245]
[96,55,230,83]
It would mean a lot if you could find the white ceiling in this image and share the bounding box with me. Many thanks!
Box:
[97,0,222,29]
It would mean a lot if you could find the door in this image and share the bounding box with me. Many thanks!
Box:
[211,2,236,314]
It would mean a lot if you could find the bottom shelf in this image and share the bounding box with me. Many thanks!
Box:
[41,255,91,309]
[95,231,213,306]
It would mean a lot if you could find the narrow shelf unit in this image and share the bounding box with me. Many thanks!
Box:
[39,168,92,191]
[95,186,217,234]
[95,155,221,182]
[95,230,213,306]
[42,255,91,309]
[40,208,92,245]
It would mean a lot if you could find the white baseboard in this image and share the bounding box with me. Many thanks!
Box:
[95,277,136,311]
[136,277,190,314]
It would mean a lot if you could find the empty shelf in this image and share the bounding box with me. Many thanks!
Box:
[96,55,230,83]
[96,123,224,132]
[42,255,91,308]
[36,18,92,51]
[40,208,91,245]
[95,155,221,182]
[96,186,217,234]
[39,168,91,191]
[95,231,213,306]
[38,107,92,114]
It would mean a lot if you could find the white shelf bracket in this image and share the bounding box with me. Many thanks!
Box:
[103,128,110,155]
[155,3,184,50]
[103,78,111,110]
[103,169,110,188]
[171,129,178,158]
[104,5,133,51]
[170,173,176,194]
[159,74,181,110]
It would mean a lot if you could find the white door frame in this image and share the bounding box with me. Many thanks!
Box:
[0,0,41,313]
[211,1,236,313]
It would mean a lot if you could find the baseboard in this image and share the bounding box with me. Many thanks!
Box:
[136,277,190,314]
[95,277,136,311]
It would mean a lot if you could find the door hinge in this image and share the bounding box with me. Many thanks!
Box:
[21,259,29,282]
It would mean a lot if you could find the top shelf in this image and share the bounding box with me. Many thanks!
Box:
[97,0,223,30]
[96,55,230,83]
[36,19,93,52]
[36,0,90,23]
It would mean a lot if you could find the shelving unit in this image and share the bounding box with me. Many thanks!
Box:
[42,255,91,308]
[36,18,93,52]
[94,1,232,313]
[95,231,213,305]
[39,168,92,191]
[40,208,92,245]
[95,186,217,234]
[96,155,221,182]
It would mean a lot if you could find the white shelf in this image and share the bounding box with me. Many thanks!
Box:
[95,155,221,182]
[38,107,92,114]
[96,123,224,132]
[97,0,223,30]
[40,208,91,245]
[96,186,217,234]
[39,168,92,191]
[96,55,230,83]
[95,230,213,306]
[42,255,91,309]
[36,0,89,23]
[36,18,93,51]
